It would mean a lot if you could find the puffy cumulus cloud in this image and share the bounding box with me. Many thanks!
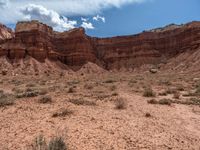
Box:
[0,0,147,30]
[81,22,95,30]
[0,0,9,8]
[93,15,105,23]
[20,4,77,31]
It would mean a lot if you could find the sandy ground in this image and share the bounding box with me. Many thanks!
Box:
[0,72,200,150]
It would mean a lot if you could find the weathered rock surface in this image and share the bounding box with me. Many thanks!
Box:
[0,20,200,71]
[0,23,13,41]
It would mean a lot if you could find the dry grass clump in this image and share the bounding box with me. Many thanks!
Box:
[38,95,52,104]
[114,97,127,109]
[148,98,172,105]
[143,87,156,97]
[158,99,172,105]
[104,79,116,84]
[69,98,96,106]
[112,92,118,96]
[145,113,151,117]
[15,87,48,99]
[0,91,15,107]
[67,87,76,93]
[147,99,157,104]
[173,92,181,99]
[31,135,67,150]
[52,108,73,118]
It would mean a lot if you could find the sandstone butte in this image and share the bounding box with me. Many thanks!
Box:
[0,20,200,70]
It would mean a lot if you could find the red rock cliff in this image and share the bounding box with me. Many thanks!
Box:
[0,20,200,70]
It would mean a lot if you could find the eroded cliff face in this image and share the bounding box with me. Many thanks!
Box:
[0,20,200,70]
[0,23,13,41]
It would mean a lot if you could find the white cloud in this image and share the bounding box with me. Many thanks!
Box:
[0,0,8,8]
[0,0,147,30]
[93,15,105,23]
[81,17,88,22]
[81,22,95,30]
[20,4,77,31]
[8,0,146,16]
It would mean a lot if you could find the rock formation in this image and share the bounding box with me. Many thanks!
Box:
[0,23,13,41]
[0,20,200,70]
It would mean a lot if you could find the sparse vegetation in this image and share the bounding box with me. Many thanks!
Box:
[0,91,15,107]
[69,98,96,106]
[52,108,73,117]
[104,79,116,84]
[68,87,75,93]
[147,99,157,104]
[158,99,172,105]
[173,92,180,99]
[31,135,67,150]
[48,137,67,150]
[114,97,127,109]
[112,92,118,96]
[143,87,156,97]
[148,98,172,105]
[145,113,151,117]
[31,135,47,150]
[38,95,52,104]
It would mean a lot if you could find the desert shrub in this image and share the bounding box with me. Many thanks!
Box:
[195,83,200,95]
[38,95,52,104]
[52,108,73,118]
[67,87,75,93]
[145,113,151,117]
[0,92,15,107]
[48,137,67,150]
[114,97,127,109]
[173,92,180,99]
[69,98,96,106]
[1,70,7,75]
[31,135,47,150]
[143,87,155,97]
[147,99,158,104]
[189,98,200,105]
[158,99,172,105]
[31,135,67,150]
[176,85,184,91]
[112,92,118,96]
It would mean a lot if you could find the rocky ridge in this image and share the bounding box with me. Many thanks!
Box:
[0,20,200,72]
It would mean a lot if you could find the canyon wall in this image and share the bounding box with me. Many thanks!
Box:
[0,20,200,70]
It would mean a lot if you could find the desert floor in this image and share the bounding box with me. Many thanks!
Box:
[0,71,200,150]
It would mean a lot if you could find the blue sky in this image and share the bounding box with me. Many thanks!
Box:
[0,0,200,37]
